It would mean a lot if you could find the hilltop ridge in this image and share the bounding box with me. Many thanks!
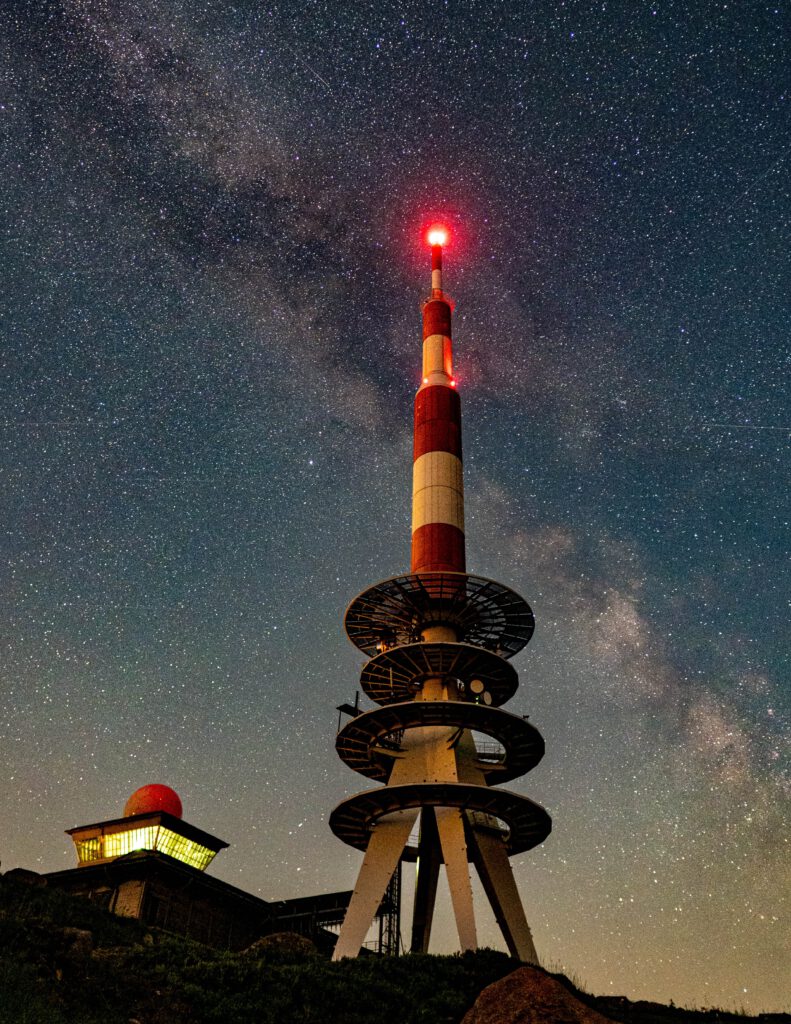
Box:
[1,874,787,1024]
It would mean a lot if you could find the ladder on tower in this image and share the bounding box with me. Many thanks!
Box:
[377,860,402,956]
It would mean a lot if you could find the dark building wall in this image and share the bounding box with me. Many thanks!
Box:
[141,875,263,949]
[45,853,351,953]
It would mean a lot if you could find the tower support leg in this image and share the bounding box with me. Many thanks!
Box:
[332,808,418,960]
[410,807,441,952]
[436,806,477,951]
[468,824,539,964]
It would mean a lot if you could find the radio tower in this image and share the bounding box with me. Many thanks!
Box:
[330,226,551,961]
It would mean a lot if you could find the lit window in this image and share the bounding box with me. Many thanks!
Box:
[104,826,158,858]
[75,837,102,862]
[73,822,219,870]
[157,827,216,871]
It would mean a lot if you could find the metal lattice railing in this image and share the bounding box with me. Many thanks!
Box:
[474,740,506,763]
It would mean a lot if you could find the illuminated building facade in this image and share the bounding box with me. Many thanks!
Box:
[330,228,551,961]
[45,785,360,952]
[68,812,224,872]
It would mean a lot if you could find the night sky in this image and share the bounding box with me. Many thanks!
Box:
[2,0,789,1012]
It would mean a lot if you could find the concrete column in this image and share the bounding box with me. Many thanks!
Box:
[468,824,539,964]
[332,808,418,961]
[410,807,441,952]
[436,806,477,951]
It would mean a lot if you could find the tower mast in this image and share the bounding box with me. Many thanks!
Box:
[411,227,465,578]
[330,228,551,961]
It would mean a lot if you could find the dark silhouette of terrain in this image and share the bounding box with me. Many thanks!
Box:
[1,873,787,1024]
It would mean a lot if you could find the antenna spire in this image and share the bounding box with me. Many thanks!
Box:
[426,224,447,298]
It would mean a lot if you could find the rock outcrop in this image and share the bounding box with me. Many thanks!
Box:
[462,966,616,1024]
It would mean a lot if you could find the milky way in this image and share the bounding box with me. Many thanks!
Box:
[1,1,788,1011]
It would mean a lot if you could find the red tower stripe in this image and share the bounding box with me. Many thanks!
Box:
[422,299,452,340]
[414,386,462,460]
[411,522,466,574]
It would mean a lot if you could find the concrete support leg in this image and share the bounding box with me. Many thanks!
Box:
[468,825,539,964]
[332,809,418,961]
[410,807,441,953]
[436,807,477,951]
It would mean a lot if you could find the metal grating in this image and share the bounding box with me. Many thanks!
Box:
[335,700,545,786]
[359,642,518,707]
[344,572,535,659]
[329,782,551,858]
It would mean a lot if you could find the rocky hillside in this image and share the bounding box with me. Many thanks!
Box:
[462,969,790,1024]
[1,874,787,1024]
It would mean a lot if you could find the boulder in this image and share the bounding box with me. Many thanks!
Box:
[52,927,94,982]
[3,867,47,887]
[462,966,616,1024]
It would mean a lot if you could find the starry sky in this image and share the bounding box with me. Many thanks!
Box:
[1,0,789,1012]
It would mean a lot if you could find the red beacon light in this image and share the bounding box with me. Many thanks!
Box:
[449,379,457,388]
[426,225,449,247]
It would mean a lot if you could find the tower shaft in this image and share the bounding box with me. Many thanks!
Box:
[411,245,465,575]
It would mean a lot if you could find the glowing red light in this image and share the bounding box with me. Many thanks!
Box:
[423,377,429,384]
[449,379,457,388]
[427,224,449,247]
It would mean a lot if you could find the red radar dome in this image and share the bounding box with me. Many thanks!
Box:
[124,784,183,819]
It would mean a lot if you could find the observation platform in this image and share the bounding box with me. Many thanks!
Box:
[329,782,551,858]
[336,700,545,785]
[344,572,535,659]
[359,642,519,706]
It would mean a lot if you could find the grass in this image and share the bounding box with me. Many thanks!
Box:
[1,874,787,1024]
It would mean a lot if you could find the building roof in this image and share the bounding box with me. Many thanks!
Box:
[66,810,229,851]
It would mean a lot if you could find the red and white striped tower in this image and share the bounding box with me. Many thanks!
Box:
[330,226,550,962]
[411,227,466,575]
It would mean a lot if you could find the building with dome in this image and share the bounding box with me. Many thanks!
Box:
[44,784,361,953]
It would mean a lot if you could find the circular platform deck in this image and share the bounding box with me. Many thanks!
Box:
[335,700,545,785]
[329,782,551,857]
[359,642,519,706]
[344,572,535,659]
